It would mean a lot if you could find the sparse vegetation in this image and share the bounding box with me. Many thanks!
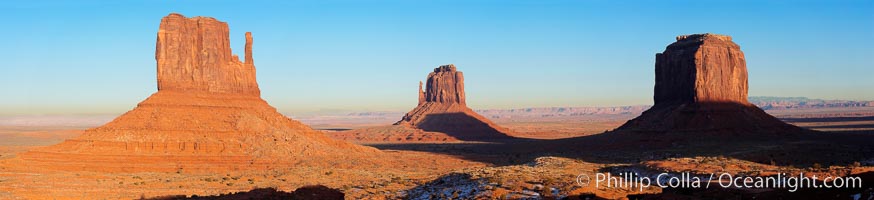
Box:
[0,92,872,199]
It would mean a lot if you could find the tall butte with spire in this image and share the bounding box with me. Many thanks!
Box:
[617,33,802,133]
[394,64,513,140]
[19,13,377,172]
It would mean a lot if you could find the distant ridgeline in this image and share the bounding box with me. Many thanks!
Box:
[336,96,872,120]
[471,96,873,119]
[749,96,874,110]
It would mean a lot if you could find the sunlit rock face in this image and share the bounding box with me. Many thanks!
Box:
[19,13,378,173]
[618,33,802,133]
[155,13,260,96]
[654,33,748,105]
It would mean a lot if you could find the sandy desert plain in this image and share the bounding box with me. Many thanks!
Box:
[1,105,874,199]
[1,13,874,200]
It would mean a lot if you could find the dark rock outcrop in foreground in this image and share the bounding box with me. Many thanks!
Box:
[618,33,802,133]
[19,13,377,172]
[395,64,513,140]
[147,186,344,200]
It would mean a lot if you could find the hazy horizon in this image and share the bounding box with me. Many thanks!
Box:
[2,0,873,115]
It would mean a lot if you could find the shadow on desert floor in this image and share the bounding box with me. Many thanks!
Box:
[416,112,517,142]
[369,128,874,168]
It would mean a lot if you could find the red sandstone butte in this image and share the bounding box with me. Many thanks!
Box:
[18,13,378,172]
[618,33,802,133]
[156,14,259,95]
[395,64,513,140]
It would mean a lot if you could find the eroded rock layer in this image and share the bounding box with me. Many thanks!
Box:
[618,33,801,133]
[654,34,748,105]
[19,13,378,172]
[156,13,259,96]
[395,64,512,141]
[421,65,466,104]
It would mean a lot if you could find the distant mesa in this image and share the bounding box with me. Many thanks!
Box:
[19,13,378,172]
[617,33,804,133]
[749,96,874,110]
[331,64,513,143]
[394,64,514,140]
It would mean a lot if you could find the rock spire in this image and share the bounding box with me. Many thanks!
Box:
[20,13,377,172]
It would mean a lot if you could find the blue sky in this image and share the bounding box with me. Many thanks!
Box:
[1,0,872,115]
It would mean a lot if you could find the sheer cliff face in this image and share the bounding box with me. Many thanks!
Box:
[156,13,259,96]
[422,65,466,105]
[618,33,801,133]
[19,13,378,173]
[654,34,748,106]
